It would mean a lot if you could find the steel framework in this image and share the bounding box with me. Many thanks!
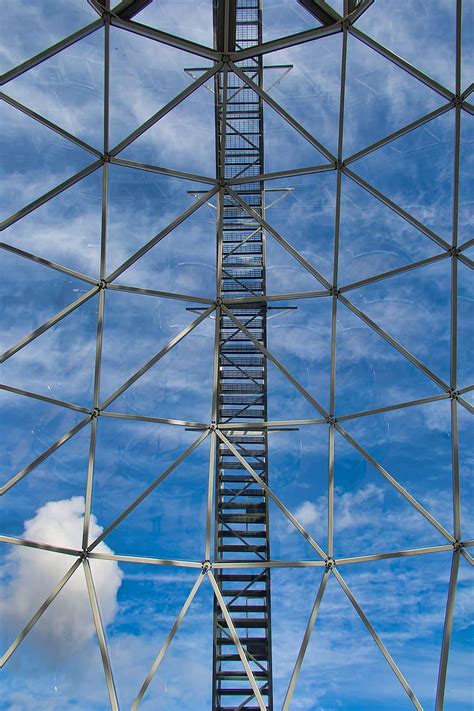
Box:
[0,0,473,710]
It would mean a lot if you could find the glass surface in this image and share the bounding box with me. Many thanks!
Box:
[262,35,342,157]
[1,552,111,710]
[1,292,98,405]
[5,29,104,149]
[0,101,95,221]
[1,2,471,708]
[353,110,455,242]
[1,168,102,276]
[343,32,443,158]
[0,0,97,74]
[338,173,440,287]
[356,0,456,90]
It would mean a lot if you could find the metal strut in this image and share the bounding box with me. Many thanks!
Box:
[213,1,273,710]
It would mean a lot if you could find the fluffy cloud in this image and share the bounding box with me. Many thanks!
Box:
[0,496,122,655]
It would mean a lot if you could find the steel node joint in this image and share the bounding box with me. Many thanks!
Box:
[448,246,461,258]
[329,287,340,298]
[448,388,460,401]
[98,279,108,290]
[452,540,463,552]
[326,416,337,427]
[201,560,212,574]
[325,557,336,570]
[90,407,101,418]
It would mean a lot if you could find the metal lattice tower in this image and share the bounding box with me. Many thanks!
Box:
[213,2,273,709]
[1,0,473,709]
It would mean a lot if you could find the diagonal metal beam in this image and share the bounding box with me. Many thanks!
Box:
[230,21,342,61]
[336,393,451,423]
[1,416,91,495]
[1,92,102,157]
[0,382,90,414]
[105,186,219,283]
[221,303,328,417]
[131,572,206,709]
[216,429,327,559]
[344,102,454,166]
[0,558,82,668]
[0,534,81,557]
[110,15,221,60]
[282,568,330,711]
[99,304,215,409]
[226,186,332,290]
[339,251,451,293]
[83,558,119,711]
[88,430,209,552]
[342,167,451,251]
[0,160,103,231]
[435,549,461,710]
[208,570,267,711]
[0,241,99,286]
[336,424,455,543]
[110,63,222,156]
[349,25,454,101]
[0,19,104,85]
[338,294,450,391]
[0,286,99,363]
[229,61,335,162]
[334,568,423,710]
[107,283,214,304]
[109,156,217,185]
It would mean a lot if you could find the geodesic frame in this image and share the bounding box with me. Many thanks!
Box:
[0,0,473,709]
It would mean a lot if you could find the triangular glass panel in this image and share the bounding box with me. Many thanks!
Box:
[108,25,214,149]
[93,560,213,710]
[458,258,473,392]
[100,289,213,404]
[0,0,97,75]
[1,415,90,542]
[342,398,454,534]
[267,296,332,414]
[270,567,327,708]
[458,109,473,246]
[458,404,474,541]
[0,556,112,709]
[5,29,104,149]
[338,172,441,286]
[266,424,329,558]
[352,109,455,242]
[134,0,214,48]
[0,101,95,221]
[110,309,214,421]
[335,300,442,416]
[343,32,445,158]
[119,74,216,177]
[291,572,416,710]
[333,427,449,559]
[263,171,336,289]
[340,551,452,710]
[462,1,474,95]
[106,162,215,281]
[262,34,342,157]
[262,0,327,42]
[1,291,98,406]
[1,168,102,277]
[264,93,334,173]
[444,556,474,709]
[349,258,451,384]
[355,0,456,91]
[0,250,93,356]
[91,417,208,560]
[0,388,81,482]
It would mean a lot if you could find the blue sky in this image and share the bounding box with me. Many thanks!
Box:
[1,1,473,710]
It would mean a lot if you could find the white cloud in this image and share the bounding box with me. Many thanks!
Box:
[0,496,123,655]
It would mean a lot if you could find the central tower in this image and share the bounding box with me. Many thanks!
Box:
[212,1,273,709]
